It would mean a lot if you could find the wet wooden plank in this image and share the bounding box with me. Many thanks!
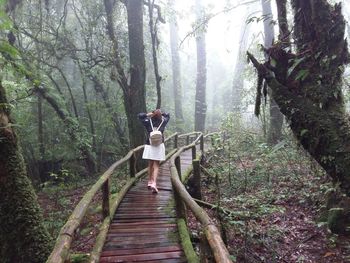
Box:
[111,223,176,228]
[103,241,179,250]
[99,251,184,262]
[99,150,195,262]
[101,245,182,256]
[133,259,187,263]
[105,236,179,244]
[110,227,177,234]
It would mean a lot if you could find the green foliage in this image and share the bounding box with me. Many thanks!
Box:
[287,57,306,77]
[0,41,18,57]
[70,253,90,263]
[201,119,341,260]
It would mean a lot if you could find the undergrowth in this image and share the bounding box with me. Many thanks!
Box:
[197,114,349,262]
[37,165,129,253]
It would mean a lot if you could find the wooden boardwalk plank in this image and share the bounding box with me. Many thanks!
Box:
[101,245,182,256]
[100,150,193,263]
[100,251,185,262]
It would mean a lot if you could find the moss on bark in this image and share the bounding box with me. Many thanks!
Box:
[0,83,52,262]
[248,0,350,233]
[177,218,199,263]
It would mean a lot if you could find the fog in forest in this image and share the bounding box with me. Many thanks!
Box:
[3,1,350,261]
[157,0,350,130]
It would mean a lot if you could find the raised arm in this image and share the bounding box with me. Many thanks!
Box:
[138,112,153,121]
[161,112,170,125]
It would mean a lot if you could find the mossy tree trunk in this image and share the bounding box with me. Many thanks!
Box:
[0,82,52,262]
[248,0,350,232]
[262,0,284,144]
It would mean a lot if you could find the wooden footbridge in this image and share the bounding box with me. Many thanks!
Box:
[47,133,232,263]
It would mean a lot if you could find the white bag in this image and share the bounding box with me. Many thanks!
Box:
[149,117,164,146]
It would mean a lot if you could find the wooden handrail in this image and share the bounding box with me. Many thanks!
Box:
[178,131,201,138]
[46,133,179,263]
[170,132,232,263]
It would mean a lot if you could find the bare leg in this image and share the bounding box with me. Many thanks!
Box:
[151,161,160,193]
[147,160,153,187]
[153,161,160,184]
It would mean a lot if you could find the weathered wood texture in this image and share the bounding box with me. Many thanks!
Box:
[170,133,232,263]
[100,154,193,262]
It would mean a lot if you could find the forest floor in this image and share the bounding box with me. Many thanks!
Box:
[37,182,102,254]
[186,138,350,263]
[37,170,128,257]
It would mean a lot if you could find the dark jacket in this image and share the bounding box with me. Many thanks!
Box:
[138,112,170,145]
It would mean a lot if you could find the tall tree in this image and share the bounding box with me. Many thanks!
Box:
[194,0,207,132]
[261,0,284,144]
[125,0,147,148]
[168,0,184,132]
[0,84,52,263]
[230,5,253,113]
[248,0,350,232]
[0,2,52,262]
[104,0,146,149]
[147,0,164,109]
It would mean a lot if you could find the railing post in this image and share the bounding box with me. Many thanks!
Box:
[174,188,187,221]
[192,145,196,160]
[186,135,190,145]
[192,159,202,200]
[175,156,181,181]
[102,178,110,218]
[174,133,178,148]
[200,133,204,152]
[129,152,136,177]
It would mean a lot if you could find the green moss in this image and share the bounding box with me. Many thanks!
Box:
[164,199,176,216]
[177,219,199,263]
[0,134,52,262]
[70,253,90,263]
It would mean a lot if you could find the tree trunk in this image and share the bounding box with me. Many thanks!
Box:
[261,0,284,144]
[38,0,45,159]
[79,66,96,155]
[168,0,184,132]
[125,0,147,148]
[194,0,207,132]
[104,0,146,150]
[147,0,162,109]
[38,96,45,158]
[248,0,350,233]
[0,81,52,263]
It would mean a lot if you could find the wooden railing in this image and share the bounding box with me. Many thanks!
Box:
[170,132,232,263]
[46,133,179,263]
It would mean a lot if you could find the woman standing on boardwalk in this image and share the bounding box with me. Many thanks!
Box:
[138,109,170,193]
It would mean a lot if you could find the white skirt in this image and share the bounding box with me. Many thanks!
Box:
[142,143,166,161]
